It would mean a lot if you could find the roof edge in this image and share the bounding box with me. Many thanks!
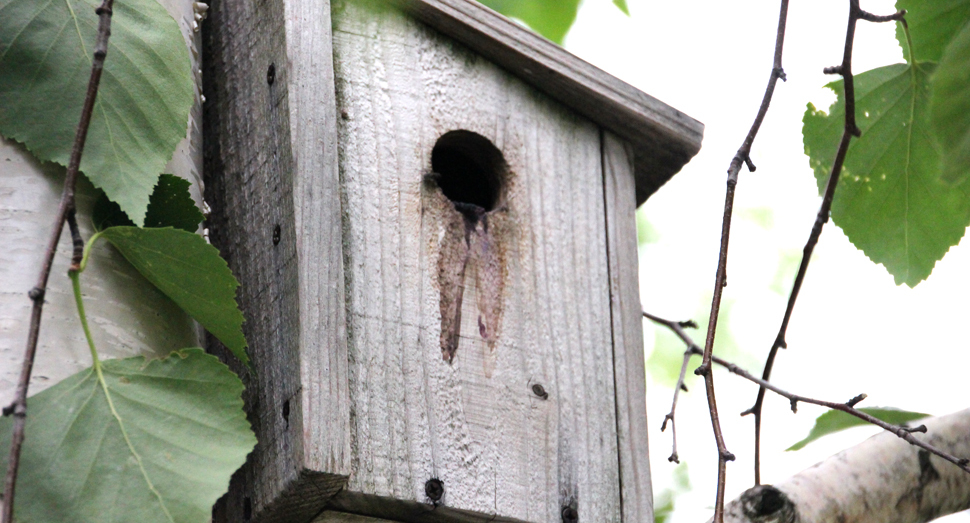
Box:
[389,0,704,205]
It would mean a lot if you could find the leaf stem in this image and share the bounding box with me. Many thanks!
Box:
[69,270,101,370]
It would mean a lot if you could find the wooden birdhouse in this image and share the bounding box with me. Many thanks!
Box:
[202,1,702,522]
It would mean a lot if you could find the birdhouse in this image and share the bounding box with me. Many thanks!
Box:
[201,1,702,522]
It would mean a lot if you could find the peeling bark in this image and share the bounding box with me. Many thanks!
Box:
[718,409,970,523]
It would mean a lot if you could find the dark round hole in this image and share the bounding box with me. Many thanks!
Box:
[431,130,506,213]
[425,478,444,502]
[267,63,276,86]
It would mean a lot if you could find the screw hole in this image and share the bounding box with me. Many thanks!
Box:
[267,63,276,85]
[430,131,506,217]
[561,505,578,523]
[532,383,548,400]
[425,477,444,503]
[272,224,281,245]
[282,399,290,426]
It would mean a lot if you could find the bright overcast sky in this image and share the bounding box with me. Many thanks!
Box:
[563,1,970,521]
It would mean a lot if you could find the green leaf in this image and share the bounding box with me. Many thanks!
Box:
[477,0,581,44]
[787,407,929,451]
[895,0,970,62]
[0,349,255,523]
[613,0,630,16]
[94,174,204,232]
[931,21,970,185]
[98,227,249,365]
[0,0,194,225]
[803,63,970,287]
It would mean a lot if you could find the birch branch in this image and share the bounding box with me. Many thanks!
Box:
[718,409,970,523]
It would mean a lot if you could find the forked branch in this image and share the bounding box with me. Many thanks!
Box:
[746,2,907,486]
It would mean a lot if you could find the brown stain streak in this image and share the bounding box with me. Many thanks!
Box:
[436,199,508,365]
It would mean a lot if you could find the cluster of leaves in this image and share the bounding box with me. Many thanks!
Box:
[803,0,970,287]
[0,0,255,521]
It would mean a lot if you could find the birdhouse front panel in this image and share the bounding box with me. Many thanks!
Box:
[331,1,623,520]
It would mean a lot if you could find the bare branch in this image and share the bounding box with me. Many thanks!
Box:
[646,312,970,476]
[1,1,115,521]
[700,1,791,519]
[746,0,907,486]
[645,312,702,463]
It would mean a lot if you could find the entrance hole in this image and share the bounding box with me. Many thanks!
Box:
[430,130,507,213]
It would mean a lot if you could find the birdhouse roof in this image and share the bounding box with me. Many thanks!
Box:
[392,0,704,205]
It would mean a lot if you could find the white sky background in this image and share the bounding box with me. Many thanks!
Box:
[563,1,970,522]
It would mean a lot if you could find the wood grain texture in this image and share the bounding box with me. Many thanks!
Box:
[332,2,623,520]
[602,132,653,522]
[202,0,349,521]
[385,0,704,204]
[283,0,352,479]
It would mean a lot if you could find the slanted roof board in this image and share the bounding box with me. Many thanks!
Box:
[389,0,704,204]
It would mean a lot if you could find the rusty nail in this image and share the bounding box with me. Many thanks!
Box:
[532,383,548,400]
[561,506,578,522]
[267,63,276,85]
[425,478,444,503]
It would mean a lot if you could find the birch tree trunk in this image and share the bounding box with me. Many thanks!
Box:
[719,408,970,523]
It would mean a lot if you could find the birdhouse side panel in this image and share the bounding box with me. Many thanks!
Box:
[603,133,652,523]
[332,1,622,521]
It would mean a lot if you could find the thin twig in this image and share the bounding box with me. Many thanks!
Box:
[645,312,970,475]
[745,2,907,486]
[645,312,699,463]
[1,2,115,521]
[700,2,791,520]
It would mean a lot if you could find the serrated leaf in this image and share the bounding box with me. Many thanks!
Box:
[94,174,204,232]
[0,0,194,225]
[98,227,249,365]
[0,349,255,523]
[477,0,581,44]
[931,21,970,185]
[803,63,970,287]
[895,0,970,62]
[787,407,929,451]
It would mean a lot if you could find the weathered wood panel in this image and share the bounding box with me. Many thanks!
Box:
[602,132,652,522]
[331,2,622,521]
[202,0,349,521]
[386,0,704,204]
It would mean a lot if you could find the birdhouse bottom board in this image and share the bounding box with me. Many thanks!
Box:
[322,2,651,522]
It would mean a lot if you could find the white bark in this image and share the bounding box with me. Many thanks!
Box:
[719,408,970,523]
